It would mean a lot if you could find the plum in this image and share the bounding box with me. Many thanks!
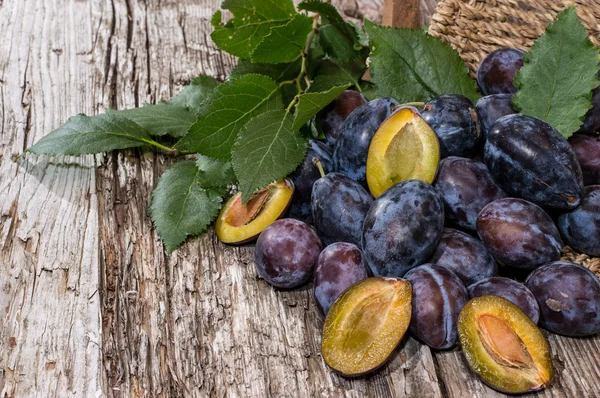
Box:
[420,94,481,158]
[313,242,369,316]
[429,228,497,286]
[254,219,322,288]
[362,180,444,277]
[526,261,600,336]
[404,264,468,349]
[577,70,600,134]
[558,185,600,256]
[484,114,584,210]
[475,94,516,139]
[434,157,507,230]
[312,172,373,247]
[476,48,524,95]
[319,90,367,145]
[477,198,562,270]
[468,277,540,323]
[568,134,600,186]
[333,97,398,186]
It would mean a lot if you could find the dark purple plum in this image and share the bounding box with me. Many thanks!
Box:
[484,114,584,210]
[434,157,506,230]
[313,242,369,316]
[526,261,600,336]
[558,185,600,256]
[312,172,373,247]
[429,228,497,286]
[468,277,540,323]
[577,71,600,134]
[254,219,322,288]
[362,180,444,277]
[475,94,516,139]
[569,134,600,186]
[476,48,524,95]
[333,97,398,186]
[319,90,367,145]
[477,198,563,270]
[287,139,333,224]
[420,94,481,158]
[404,264,468,349]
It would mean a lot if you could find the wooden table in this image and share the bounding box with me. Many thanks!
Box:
[0,0,599,396]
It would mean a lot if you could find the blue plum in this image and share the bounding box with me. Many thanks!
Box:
[311,172,374,247]
[484,114,584,210]
[476,48,524,95]
[569,134,600,186]
[558,185,600,256]
[333,97,398,186]
[319,90,367,145]
[362,180,445,277]
[313,242,369,316]
[468,277,540,323]
[475,94,516,139]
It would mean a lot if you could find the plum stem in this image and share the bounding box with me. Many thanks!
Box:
[312,158,326,178]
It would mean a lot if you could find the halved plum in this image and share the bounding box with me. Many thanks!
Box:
[321,277,412,376]
[366,106,440,198]
[216,179,294,244]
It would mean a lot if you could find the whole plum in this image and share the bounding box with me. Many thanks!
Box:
[558,185,600,256]
[319,90,367,145]
[526,261,600,336]
[477,198,563,270]
[362,180,444,277]
[484,114,584,210]
[313,242,369,316]
[475,94,516,139]
[333,97,398,186]
[568,134,600,186]
[287,140,333,224]
[434,157,506,230]
[312,172,374,247]
[577,71,600,134]
[420,94,481,158]
[476,48,524,95]
[429,228,497,286]
[404,264,468,349]
[255,219,322,288]
[468,277,540,323]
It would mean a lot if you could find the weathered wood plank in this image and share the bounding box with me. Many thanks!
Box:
[0,0,104,395]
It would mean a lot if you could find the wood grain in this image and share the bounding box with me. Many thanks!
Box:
[1,0,600,397]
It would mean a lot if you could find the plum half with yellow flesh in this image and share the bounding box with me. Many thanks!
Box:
[216,179,294,244]
[366,106,440,198]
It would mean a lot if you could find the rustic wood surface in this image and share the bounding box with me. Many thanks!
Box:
[0,0,599,397]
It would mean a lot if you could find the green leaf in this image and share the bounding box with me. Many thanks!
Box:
[233,110,307,202]
[292,84,350,130]
[364,20,480,103]
[196,155,237,187]
[513,6,600,138]
[118,104,196,137]
[169,75,220,109]
[299,0,364,62]
[230,59,301,81]
[150,160,226,254]
[252,14,313,64]
[211,0,296,58]
[310,60,366,91]
[28,110,157,155]
[175,74,282,159]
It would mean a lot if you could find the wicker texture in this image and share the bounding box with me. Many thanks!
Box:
[429,0,600,277]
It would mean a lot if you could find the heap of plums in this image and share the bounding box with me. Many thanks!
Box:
[215,48,600,394]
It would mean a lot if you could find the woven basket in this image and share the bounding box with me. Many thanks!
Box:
[427,0,600,277]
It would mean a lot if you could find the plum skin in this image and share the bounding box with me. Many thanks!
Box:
[475,94,516,139]
[526,261,600,336]
[558,185,600,256]
[484,114,584,210]
[434,157,506,231]
[333,97,398,186]
[319,90,367,145]
[569,134,600,186]
[254,219,322,289]
[404,264,468,349]
[476,198,563,270]
[313,242,369,316]
[362,180,445,278]
[468,277,540,324]
[311,172,374,248]
[420,94,481,158]
[429,228,497,286]
[476,48,524,95]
